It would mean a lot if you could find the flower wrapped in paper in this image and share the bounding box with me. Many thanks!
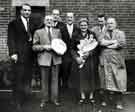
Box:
[77,34,98,68]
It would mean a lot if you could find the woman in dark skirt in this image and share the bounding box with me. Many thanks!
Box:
[70,18,99,104]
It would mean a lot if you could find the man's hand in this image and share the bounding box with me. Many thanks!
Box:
[107,43,118,49]
[43,45,52,51]
[11,54,18,62]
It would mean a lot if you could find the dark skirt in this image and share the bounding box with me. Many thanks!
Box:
[69,54,99,93]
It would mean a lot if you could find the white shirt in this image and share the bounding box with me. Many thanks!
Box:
[99,25,106,33]
[54,22,58,27]
[66,24,73,38]
[45,27,52,34]
[21,16,28,31]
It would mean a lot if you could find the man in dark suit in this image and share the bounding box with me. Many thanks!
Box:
[61,12,79,89]
[7,3,33,109]
[52,9,64,29]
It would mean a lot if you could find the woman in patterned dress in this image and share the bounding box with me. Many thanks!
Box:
[98,17,127,109]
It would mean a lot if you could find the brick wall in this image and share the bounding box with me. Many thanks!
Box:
[49,0,135,60]
[0,0,135,60]
[0,0,11,61]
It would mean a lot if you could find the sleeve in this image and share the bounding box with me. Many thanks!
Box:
[7,21,17,56]
[32,31,45,52]
[117,31,126,48]
[70,38,79,60]
[58,29,62,39]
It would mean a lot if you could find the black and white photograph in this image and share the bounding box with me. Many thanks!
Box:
[0,0,135,112]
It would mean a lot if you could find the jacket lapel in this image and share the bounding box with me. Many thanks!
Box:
[73,24,76,34]
[65,25,70,38]
[17,17,27,33]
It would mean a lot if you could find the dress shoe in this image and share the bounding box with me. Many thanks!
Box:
[53,100,61,106]
[116,104,124,110]
[89,98,95,103]
[78,99,85,104]
[40,101,46,109]
[101,101,107,106]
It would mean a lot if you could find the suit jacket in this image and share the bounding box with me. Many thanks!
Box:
[33,28,62,66]
[7,17,33,64]
[99,29,126,56]
[54,21,65,29]
[91,25,107,40]
[61,24,79,61]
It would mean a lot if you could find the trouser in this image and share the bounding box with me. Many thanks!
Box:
[61,60,72,88]
[40,65,59,102]
[12,62,32,104]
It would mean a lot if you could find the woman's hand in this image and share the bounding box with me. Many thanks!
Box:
[107,43,118,49]
[76,57,83,65]
[107,40,119,49]
[82,52,89,59]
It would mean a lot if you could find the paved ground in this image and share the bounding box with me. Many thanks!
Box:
[0,89,135,112]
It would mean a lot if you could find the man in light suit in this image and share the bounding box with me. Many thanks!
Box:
[91,13,107,106]
[33,15,62,108]
[60,12,79,89]
[8,3,33,111]
[91,13,107,39]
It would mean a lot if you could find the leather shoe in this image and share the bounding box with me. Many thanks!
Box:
[53,100,61,106]
[40,102,46,109]
[78,99,85,104]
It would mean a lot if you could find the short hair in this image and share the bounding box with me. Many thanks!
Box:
[97,13,106,20]
[66,12,74,16]
[52,9,60,14]
[21,3,31,9]
[79,17,89,25]
[45,15,53,20]
[107,17,117,24]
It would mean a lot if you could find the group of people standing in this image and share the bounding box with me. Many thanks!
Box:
[7,3,127,112]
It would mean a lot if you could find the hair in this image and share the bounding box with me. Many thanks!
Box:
[52,9,60,14]
[107,17,117,24]
[79,17,89,25]
[21,3,31,9]
[45,15,53,20]
[97,13,106,20]
[66,12,74,16]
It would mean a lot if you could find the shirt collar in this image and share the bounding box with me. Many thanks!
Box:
[21,16,28,31]
[67,23,73,27]
[45,26,52,32]
[21,16,27,22]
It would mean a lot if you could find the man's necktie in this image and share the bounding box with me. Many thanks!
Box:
[26,19,32,42]
[48,27,52,42]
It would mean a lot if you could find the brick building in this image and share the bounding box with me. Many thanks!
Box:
[0,0,135,90]
[0,0,135,60]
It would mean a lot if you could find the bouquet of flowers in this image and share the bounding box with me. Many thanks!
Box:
[77,34,98,68]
